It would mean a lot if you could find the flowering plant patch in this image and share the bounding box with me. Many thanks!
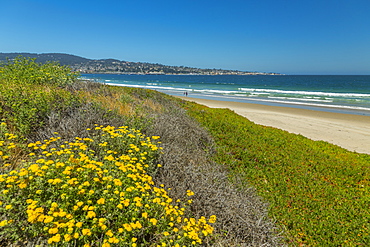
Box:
[0,123,216,246]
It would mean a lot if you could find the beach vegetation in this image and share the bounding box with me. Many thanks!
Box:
[0,56,280,246]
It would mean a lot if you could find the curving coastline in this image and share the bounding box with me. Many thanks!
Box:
[177,96,370,154]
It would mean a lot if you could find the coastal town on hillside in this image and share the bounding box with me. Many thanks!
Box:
[70,59,279,75]
[0,53,280,75]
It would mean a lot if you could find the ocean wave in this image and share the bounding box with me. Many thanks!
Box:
[267,96,333,103]
[239,88,370,97]
[194,89,240,94]
[203,94,370,112]
[104,82,181,91]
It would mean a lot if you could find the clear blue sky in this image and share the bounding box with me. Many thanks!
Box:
[1,0,370,75]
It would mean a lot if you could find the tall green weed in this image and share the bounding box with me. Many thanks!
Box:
[0,56,79,87]
[0,57,82,137]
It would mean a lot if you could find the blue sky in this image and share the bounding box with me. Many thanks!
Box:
[1,0,370,75]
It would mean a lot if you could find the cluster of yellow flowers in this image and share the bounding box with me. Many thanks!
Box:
[0,123,216,246]
[0,122,22,169]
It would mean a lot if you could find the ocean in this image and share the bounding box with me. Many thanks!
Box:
[81,74,370,116]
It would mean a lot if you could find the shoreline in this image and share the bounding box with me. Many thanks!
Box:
[171,92,370,116]
[81,72,280,76]
[177,96,370,154]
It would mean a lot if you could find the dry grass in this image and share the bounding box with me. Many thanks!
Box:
[143,98,283,246]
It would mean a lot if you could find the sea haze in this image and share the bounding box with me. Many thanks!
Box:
[81,74,370,116]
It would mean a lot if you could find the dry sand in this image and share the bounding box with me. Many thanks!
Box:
[177,96,370,154]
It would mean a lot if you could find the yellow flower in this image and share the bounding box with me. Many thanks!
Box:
[48,234,61,244]
[5,205,12,210]
[109,237,119,243]
[82,228,92,236]
[113,179,122,186]
[86,211,96,219]
[105,230,113,237]
[64,234,72,242]
[78,189,86,194]
[0,220,8,227]
[123,223,132,231]
[48,227,58,234]
[76,222,83,228]
[18,183,27,189]
[104,155,115,161]
[44,216,54,223]
[149,218,158,225]
[59,211,67,217]
[97,198,105,204]
[122,199,130,206]
[186,190,195,196]
[209,215,217,224]
[131,221,142,229]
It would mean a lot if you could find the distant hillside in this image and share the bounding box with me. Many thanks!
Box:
[0,52,279,75]
[0,53,90,65]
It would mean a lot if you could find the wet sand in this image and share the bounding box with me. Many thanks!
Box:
[177,96,370,154]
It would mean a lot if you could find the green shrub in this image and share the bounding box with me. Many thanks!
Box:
[0,56,79,87]
[0,56,83,137]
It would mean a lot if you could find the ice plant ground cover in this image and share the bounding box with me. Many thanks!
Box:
[183,102,370,246]
[0,122,216,246]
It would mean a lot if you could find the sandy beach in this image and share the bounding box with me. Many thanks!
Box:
[177,96,370,155]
